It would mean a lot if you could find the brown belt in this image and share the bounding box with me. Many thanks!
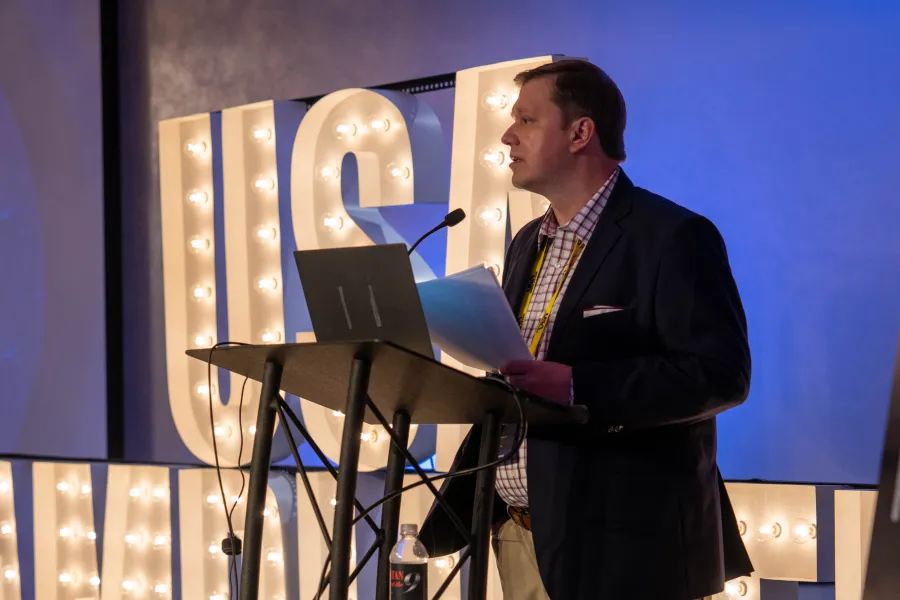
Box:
[507,505,531,531]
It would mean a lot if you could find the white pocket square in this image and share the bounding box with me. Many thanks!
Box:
[583,305,624,318]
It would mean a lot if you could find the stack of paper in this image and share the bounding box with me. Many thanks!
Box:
[416,265,533,372]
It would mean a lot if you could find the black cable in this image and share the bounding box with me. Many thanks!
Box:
[314,376,527,598]
[352,377,527,526]
[206,341,251,598]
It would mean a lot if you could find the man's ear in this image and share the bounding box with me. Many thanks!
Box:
[569,117,596,153]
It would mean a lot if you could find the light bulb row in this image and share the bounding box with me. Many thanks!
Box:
[333,118,392,139]
[317,161,411,183]
[191,275,280,301]
[129,485,169,501]
[737,517,817,543]
[188,225,279,255]
[55,480,92,495]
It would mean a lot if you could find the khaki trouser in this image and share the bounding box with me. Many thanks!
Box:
[491,519,714,600]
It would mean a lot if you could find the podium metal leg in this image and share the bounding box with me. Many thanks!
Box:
[375,409,411,600]
[331,357,372,600]
[468,411,501,600]
[240,359,283,600]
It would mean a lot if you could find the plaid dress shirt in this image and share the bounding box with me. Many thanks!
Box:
[495,168,619,508]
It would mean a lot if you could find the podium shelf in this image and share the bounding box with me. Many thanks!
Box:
[187,340,588,427]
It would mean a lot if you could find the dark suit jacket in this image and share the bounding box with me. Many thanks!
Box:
[419,170,754,599]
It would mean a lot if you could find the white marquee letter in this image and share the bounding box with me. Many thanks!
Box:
[290,89,446,471]
[160,103,294,466]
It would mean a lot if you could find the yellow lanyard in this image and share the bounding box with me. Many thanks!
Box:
[516,237,585,356]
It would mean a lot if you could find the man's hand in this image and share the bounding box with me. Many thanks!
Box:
[500,360,573,405]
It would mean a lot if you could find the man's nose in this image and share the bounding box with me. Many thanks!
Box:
[501,126,517,147]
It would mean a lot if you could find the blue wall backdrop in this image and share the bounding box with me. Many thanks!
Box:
[0,0,107,458]
[1,0,892,484]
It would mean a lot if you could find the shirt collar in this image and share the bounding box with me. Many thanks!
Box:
[537,167,619,246]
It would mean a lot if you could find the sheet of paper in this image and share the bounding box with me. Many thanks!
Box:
[416,265,533,372]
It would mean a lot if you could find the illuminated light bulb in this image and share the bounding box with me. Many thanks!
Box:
[256,226,278,241]
[256,276,280,292]
[264,504,278,518]
[321,214,344,232]
[485,263,501,278]
[206,494,219,505]
[86,530,97,541]
[89,575,101,587]
[333,410,345,417]
[435,556,455,570]
[737,520,747,536]
[185,140,207,156]
[333,122,357,139]
[319,164,341,181]
[248,425,257,435]
[266,549,283,563]
[154,583,170,594]
[153,534,169,548]
[210,594,226,600]
[196,383,217,399]
[208,543,220,555]
[188,190,209,205]
[261,330,282,343]
[476,206,504,226]
[56,481,71,493]
[213,424,232,438]
[192,285,213,300]
[479,148,506,168]
[252,127,272,141]
[755,521,782,542]
[129,486,144,499]
[481,92,509,111]
[791,518,817,544]
[539,199,551,212]
[0,480,9,493]
[230,495,245,505]
[122,578,141,592]
[254,176,276,191]
[369,118,391,132]
[4,568,16,580]
[329,497,337,507]
[59,572,74,584]
[724,580,748,596]
[80,483,92,495]
[0,523,13,536]
[189,237,211,252]
[194,334,214,348]
[152,486,168,500]
[361,430,378,443]
[125,532,146,546]
[386,163,411,180]
[59,527,74,538]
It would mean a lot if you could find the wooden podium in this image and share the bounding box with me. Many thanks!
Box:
[188,340,588,600]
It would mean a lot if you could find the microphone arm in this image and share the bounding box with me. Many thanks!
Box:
[407,209,466,256]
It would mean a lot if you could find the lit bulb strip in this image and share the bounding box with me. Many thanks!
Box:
[180,468,291,600]
[33,463,99,597]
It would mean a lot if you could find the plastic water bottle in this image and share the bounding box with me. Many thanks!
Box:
[389,523,428,599]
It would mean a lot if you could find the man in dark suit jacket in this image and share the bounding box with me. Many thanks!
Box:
[419,60,754,598]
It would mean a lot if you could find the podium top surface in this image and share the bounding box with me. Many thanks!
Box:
[186,340,589,427]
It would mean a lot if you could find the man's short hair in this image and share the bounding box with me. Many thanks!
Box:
[514,59,627,161]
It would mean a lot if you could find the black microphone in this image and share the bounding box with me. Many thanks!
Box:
[407,208,466,255]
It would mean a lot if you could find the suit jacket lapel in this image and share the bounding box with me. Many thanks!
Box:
[547,171,634,356]
[502,219,542,313]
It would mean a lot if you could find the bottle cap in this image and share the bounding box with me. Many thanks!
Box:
[400,523,418,537]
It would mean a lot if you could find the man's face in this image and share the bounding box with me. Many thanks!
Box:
[501,76,572,194]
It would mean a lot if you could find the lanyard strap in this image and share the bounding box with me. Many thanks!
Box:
[516,238,585,356]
